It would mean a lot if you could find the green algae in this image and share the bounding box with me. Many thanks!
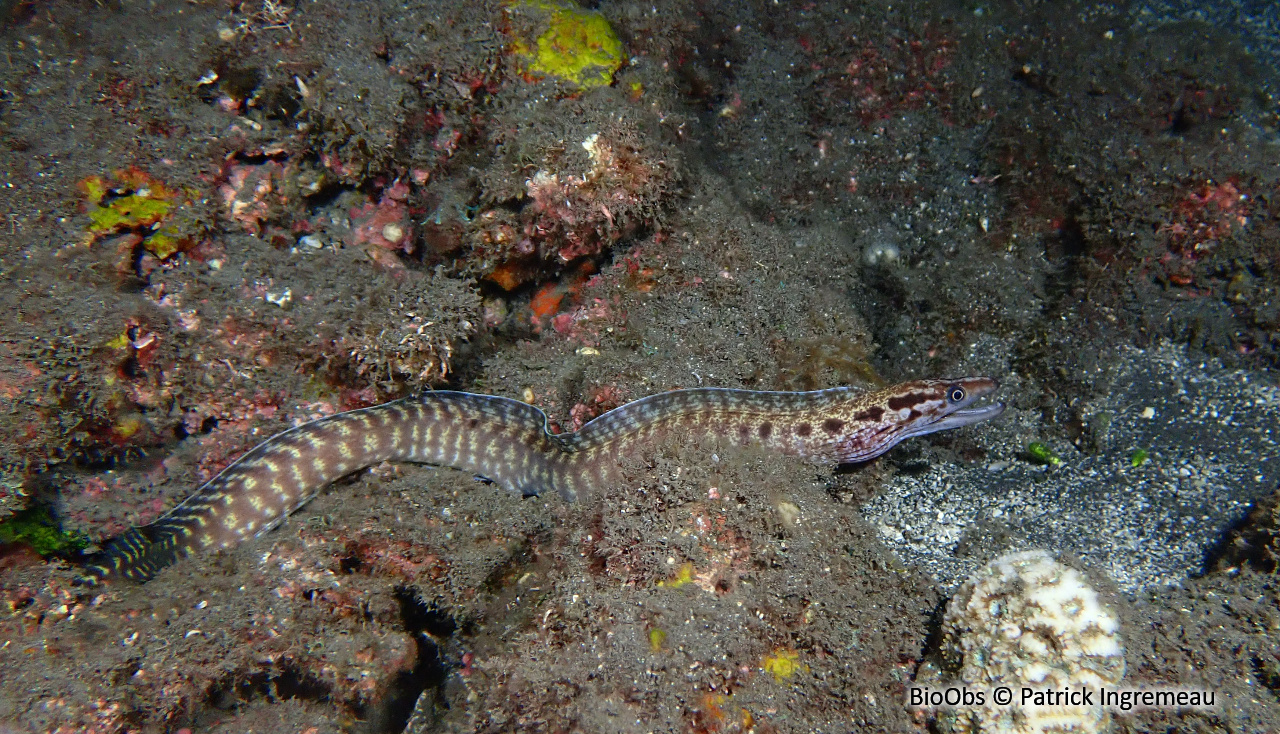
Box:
[1026,441,1062,466]
[0,507,89,556]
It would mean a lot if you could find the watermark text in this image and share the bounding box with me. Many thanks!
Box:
[908,686,1216,713]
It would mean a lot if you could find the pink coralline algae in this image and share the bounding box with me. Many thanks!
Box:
[475,129,676,290]
[1159,179,1250,258]
[524,133,666,263]
[220,158,288,235]
[349,180,415,268]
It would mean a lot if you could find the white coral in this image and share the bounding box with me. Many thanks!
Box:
[932,550,1125,734]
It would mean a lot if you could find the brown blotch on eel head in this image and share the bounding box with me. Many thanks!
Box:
[855,406,885,422]
[887,392,928,412]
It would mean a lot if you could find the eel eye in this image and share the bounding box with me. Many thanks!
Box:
[947,386,967,403]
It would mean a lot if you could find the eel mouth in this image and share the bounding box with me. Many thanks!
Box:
[935,401,1007,431]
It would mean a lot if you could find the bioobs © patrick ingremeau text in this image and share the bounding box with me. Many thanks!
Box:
[908,685,1216,713]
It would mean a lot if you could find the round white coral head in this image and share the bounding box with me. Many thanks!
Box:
[933,549,1126,734]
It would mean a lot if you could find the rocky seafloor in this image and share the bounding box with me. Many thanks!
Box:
[1,0,1278,732]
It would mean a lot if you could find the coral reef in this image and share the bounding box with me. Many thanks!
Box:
[918,550,1126,734]
[469,109,680,290]
[2,0,1280,729]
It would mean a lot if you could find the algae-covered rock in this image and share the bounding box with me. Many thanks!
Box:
[506,0,624,89]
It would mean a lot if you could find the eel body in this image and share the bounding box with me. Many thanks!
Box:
[83,378,1004,582]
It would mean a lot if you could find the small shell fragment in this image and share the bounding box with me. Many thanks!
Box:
[776,501,801,526]
[381,223,405,243]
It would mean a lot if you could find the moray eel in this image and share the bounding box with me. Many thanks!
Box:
[82,378,1004,583]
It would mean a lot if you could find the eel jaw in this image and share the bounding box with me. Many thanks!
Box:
[928,400,1007,433]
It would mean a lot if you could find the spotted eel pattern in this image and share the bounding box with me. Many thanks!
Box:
[83,377,1004,582]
